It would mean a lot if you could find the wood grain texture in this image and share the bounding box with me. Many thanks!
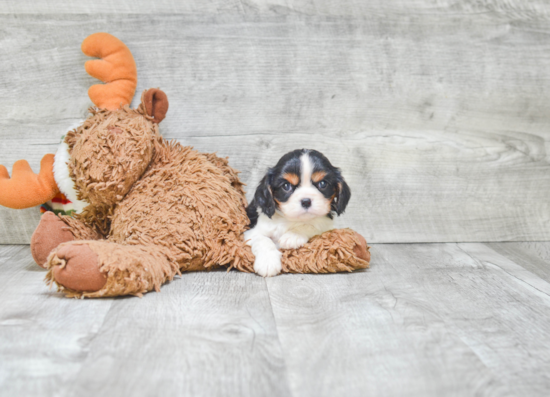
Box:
[0,245,290,397]
[1,0,550,19]
[2,243,550,396]
[455,243,550,394]
[486,242,550,283]
[0,9,549,243]
[62,271,290,397]
[267,243,550,396]
[0,245,113,396]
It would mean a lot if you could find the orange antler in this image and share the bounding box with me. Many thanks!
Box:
[82,33,137,110]
[0,154,59,209]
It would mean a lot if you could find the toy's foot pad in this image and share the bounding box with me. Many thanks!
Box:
[51,243,107,292]
[31,212,75,268]
[353,232,371,263]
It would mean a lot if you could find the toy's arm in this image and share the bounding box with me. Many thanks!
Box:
[0,154,59,209]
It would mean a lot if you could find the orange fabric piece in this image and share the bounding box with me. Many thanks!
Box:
[81,32,137,110]
[0,154,59,209]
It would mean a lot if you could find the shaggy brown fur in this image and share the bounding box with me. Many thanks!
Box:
[281,229,370,274]
[42,89,370,298]
[65,104,158,235]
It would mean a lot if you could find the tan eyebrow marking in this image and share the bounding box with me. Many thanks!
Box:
[312,171,327,183]
[283,173,299,185]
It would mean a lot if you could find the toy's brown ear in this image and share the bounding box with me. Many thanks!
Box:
[142,89,169,123]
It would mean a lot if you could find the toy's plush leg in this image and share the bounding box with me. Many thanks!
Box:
[280,229,370,274]
[31,212,102,268]
[31,212,75,268]
[217,238,256,274]
[45,241,179,298]
[232,228,370,275]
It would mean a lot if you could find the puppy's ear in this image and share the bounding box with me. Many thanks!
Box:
[254,170,276,218]
[332,175,351,216]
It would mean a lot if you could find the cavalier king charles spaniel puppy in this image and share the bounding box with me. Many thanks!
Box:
[245,149,351,277]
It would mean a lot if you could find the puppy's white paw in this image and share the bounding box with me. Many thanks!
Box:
[278,233,309,250]
[254,250,282,277]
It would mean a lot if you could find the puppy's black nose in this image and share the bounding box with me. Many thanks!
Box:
[301,198,312,209]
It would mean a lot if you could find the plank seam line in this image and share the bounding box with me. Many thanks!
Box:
[57,298,116,388]
[457,244,550,299]
[483,261,550,298]
[264,278,295,397]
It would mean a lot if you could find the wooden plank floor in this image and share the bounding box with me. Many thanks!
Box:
[1,243,549,396]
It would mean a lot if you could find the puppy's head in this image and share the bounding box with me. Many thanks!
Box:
[254,149,350,221]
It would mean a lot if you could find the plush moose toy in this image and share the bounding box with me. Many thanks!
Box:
[0,33,370,298]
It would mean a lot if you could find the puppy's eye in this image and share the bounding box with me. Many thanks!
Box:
[282,182,292,191]
[318,180,327,189]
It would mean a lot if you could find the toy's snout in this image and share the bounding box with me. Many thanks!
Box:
[68,113,157,208]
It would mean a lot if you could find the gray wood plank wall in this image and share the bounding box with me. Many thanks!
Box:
[1,1,549,244]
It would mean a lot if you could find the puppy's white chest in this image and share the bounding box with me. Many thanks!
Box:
[269,220,292,242]
[267,214,333,248]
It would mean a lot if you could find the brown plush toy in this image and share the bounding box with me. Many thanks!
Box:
[0,33,370,298]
